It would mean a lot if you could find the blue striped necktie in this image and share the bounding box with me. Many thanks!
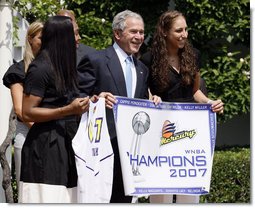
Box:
[125,56,133,97]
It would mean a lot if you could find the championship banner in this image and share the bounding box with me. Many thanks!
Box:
[113,96,217,196]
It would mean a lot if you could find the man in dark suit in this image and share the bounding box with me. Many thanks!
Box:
[77,10,161,203]
[76,41,95,66]
[57,9,95,66]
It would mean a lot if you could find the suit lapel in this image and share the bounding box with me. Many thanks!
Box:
[106,47,127,96]
[134,58,145,98]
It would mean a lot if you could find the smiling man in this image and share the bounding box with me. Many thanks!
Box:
[77,10,161,203]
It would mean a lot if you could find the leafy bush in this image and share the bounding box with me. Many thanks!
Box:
[175,0,249,60]
[201,52,250,122]
[13,0,62,22]
[200,147,250,203]
[75,11,112,50]
[174,0,250,123]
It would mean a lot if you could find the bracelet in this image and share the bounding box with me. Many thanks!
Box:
[207,99,213,104]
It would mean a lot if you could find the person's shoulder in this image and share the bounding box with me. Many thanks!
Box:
[4,60,25,77]
[78,43,96,53]
[192,47,202,68]
[140,50,152,60]
[134,55,149,72]
[192,47,201,56]
[27,53,50,75]
[15,59,25,68]
[79,45,116,63]
[2,60,26,87]
[7,60,24,70]
[78,43,94,50]
[77,43,97,65]
[139,50,152,68]
[89,45,114,59]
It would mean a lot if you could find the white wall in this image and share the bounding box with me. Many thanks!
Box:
[0,0,29,202]
[12,9,29,62]
[0,0,13,202]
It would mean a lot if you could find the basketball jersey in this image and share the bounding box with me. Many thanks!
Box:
[72,98,114,203]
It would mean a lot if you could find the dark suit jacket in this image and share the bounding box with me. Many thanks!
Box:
[77,45,149,139]
[76,43,96,66]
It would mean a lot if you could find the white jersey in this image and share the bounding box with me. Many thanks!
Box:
[72,98,114,203]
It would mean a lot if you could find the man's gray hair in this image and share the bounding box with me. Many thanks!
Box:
[112,10,144,31]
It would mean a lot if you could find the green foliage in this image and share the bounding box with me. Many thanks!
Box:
[12,0,250,123]
[74,11,112,49]
[200,147,250,203]
[175,0,249,54]
[12,0,63,22]
[11,0,63,46]
[201,52,250,122]
[174,0,250,123]
[68,0,127,49]
[12,16,19,46]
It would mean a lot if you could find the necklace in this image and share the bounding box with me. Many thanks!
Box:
[169,58,176,63]
[168,57,180,73]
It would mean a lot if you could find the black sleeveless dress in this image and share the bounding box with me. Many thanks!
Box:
[19,53,79,203]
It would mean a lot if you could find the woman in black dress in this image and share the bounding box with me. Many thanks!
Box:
[19,16,90,203]
[140,10,224,203]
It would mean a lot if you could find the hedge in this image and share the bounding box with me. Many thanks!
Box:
[200,147,250,203]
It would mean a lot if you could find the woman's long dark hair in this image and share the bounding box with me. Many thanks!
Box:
[151,10,198,93]
[40,16,77,95]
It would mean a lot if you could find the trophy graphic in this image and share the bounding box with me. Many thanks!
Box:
[130,111,150,177]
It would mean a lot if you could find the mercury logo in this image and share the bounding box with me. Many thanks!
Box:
[160,120,196,146]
